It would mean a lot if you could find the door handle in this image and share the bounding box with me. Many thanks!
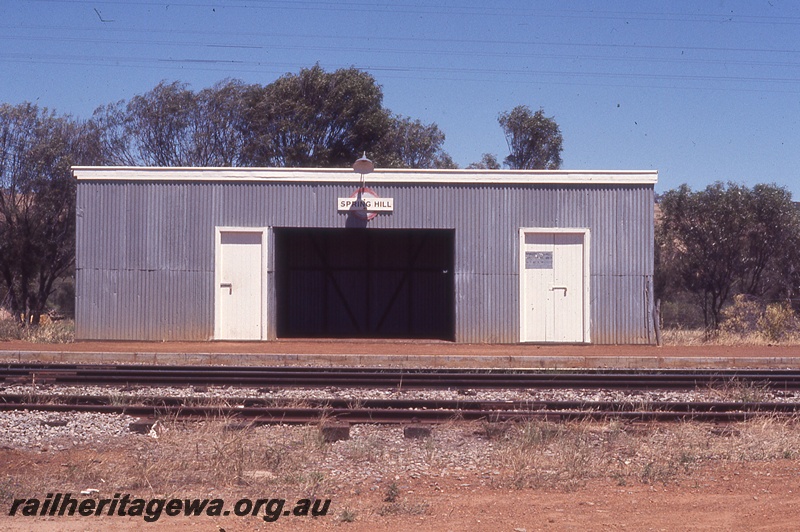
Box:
[220,282,232,294]
[550,286,568,295]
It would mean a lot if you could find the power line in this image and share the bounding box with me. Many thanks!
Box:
[5,3,800,96]
[7,30,800,69]
[4,51,800,96]
[25,0,800,26]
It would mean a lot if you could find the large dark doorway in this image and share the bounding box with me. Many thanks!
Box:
[275,228,455,340]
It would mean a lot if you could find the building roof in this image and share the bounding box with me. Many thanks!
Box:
[72,166,658,186]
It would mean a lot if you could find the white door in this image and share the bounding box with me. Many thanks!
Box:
[215,230,265,340]
[520,230,589,343]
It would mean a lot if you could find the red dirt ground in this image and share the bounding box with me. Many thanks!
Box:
[1,461,799,531]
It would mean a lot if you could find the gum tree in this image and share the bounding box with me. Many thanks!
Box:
[376,115,455,169]
[0,103,101,324]
[93,79,252,166]
[92,68,455,170]
[657,181,800,330]
[467,153,501,169]
[498,105,563,170]
[242,65,391,167]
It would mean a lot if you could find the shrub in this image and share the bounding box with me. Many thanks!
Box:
[718,295,798,343]
[758,302,797,342]
[720,294,763,335]
[0,319,22,340]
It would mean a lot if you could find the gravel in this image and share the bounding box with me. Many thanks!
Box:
[0,382,796,452]
[0,410,136,451]
[3,382,796,403]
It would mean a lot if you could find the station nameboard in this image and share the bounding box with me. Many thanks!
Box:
[338,187,394,220]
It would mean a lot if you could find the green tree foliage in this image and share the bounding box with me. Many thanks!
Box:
[93,66,453,169]
[467,153,501,169]
[193,80,251,166]
[242,64,390,167]
[126,80,197,165]
[742,184,800,299]
[376,115,455,169]
[0,103,101,324]
[94,79,251,166]
[498,106,563,169]
[657,182,800,330]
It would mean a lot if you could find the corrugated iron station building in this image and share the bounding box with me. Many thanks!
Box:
[72,167,658,344]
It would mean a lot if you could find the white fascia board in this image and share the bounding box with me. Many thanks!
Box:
[72,166,658,186]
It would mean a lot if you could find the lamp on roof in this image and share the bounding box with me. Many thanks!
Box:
[353,152,374,189]
[353,152,374,174]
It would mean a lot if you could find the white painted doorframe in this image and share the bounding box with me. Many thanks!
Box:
[519,228,591,343]
[214,227,269,340]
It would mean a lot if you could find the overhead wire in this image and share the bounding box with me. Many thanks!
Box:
[5,2,800,93]
[25,0,800,25]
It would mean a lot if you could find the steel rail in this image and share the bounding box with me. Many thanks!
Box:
[0,403,790,423]
[3,393,800,413]
[2,394,799,424]
[3,364,800,389]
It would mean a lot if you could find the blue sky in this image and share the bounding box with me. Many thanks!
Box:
[2,0,800,198]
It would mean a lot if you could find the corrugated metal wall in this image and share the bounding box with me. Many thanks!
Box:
[76,179,654,343]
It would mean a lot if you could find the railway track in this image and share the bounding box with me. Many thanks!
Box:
[2,393,799,424]
[3,363,800,389]
[4,363,800,424]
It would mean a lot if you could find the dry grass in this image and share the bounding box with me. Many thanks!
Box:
[4,415,800,517]
[498,420,604,490]
[496,417,800,490]
[705,379,773,403]
[0,318,74,343]
[26,416,340,500]
[664,296,800,346]
[134,417,332,495]
[662,327,800,346]
[0,319,23,341]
